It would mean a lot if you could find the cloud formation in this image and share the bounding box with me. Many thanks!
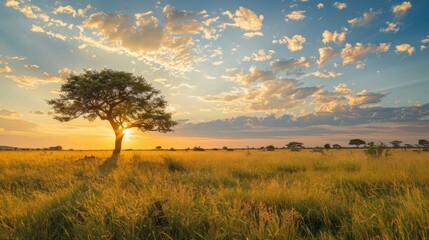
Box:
[341,43,390,66]
[322,29,347,44]
[285,10,306,21]
[312,71,343,78]
[392,1,412,19]
[333,2,347,10]
[348,9,382,27]
[317,47,335,68]
[380,22,400,33]
[395,44,415,55]
[273,35,306,52]
[222,66,275,84]
[242,49,275,62]
[270,57,310,72]
[222,6,264,38]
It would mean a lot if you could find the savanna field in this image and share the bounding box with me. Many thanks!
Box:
[0,149,428,239]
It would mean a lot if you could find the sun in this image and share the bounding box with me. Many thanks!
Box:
[123,129,131,135]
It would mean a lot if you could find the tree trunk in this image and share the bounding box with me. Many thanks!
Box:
[112,131,124,156]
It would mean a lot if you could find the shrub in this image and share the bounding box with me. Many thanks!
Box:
[365,142,391,159]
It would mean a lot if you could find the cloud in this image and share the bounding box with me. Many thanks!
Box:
[163,5,204,35]
[392,1,412,19]
[243,31,263,38]
[28,110,44,115]
[242,49,275,62]
[346,90,386,106]
[24,64,40,70]
[222,6,264,37]
[0,65,12,73]
[270,57,310,72]
[6,56,26,61]
[4,68,77,88]
[395,44,415,55]
[273,35,306,52]
[0,109,21,118]
[333,83,352,94]
[312,71,343,78]
[421,36,429,44]
[30,24,44,33]
[46,31,67,41]
[317,3,324,9]
[333,2,347,10]
[285,10,306,21]
[341,43,390,66]
[0,117,38,132]
[322,29,347,44]
[380,22,399,33]
[53,5,77,17]
[348,9,382,27]
[316,47,335,67]
[222,66,275,84]
[84,11,164,52]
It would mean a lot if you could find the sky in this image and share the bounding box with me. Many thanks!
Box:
[0,0,429,149]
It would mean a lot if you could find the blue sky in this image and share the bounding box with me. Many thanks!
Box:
[0,0,428,149]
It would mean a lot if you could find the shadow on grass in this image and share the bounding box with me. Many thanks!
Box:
[98,155,119,175]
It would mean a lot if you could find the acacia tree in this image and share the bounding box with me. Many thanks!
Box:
[48,69,177,155]
[349,139,366,148]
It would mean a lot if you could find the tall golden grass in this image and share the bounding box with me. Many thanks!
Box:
[0,149,428,239]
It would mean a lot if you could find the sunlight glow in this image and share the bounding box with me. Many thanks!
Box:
[123,129,131,135]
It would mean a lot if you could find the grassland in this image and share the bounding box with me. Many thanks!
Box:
[0,149,428,239]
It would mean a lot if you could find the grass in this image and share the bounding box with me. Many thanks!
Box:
[0,149,428,239]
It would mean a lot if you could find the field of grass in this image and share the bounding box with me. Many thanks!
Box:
[0,149,428,239]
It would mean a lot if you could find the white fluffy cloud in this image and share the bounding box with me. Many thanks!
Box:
[395,44,415,55]
[392,1,412,19]
[333,83,352,94]
[4,68,77,88]
[341,43,390,66]
[163,5,204,35]
[242,50,275,62]
[270,57,310,72]
[273,35,306,52]
[222,6,264,38]
[285,10,306,21]
[346,90,385,106]
[222,66,275,84]
[322,29,347,44]
[317,47,335,68]
[30,24,44,33]
[348,9,382,27]
[85,12,164,52]
[312,71,343,78]
[0,65,12,73]
[380,22,399,33]
[317,3,324,9]
[333,2,347,10]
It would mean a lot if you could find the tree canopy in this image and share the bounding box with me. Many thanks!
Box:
[286,142,304,149]
[48,69,177,155]
[348,139,366,148]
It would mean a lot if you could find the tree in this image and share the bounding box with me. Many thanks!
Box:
[266,145,275,151]
[48,69,176,156]
[418,139,429,147]
[390,140,402,148]
[286,142,304,149]
[349,139,366,148]
[156,146,162,150]
[333,144,341,149]
[324,143,331,149]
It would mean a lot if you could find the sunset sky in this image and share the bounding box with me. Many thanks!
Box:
[1,0,429,149]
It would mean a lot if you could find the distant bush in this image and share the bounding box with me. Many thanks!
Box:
[365,142,391,159]
[193,146,205,151]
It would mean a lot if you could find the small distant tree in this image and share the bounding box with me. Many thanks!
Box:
[333,144,341,149]
[222,146,228,150]
[324,143,331,149]
[156,146,162,150]
[48,69,176,156]
[286,142,304,149]
[418,139,429,147]
[266,145,275,151]
[390,140,402,148]
[349,139,366,148]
